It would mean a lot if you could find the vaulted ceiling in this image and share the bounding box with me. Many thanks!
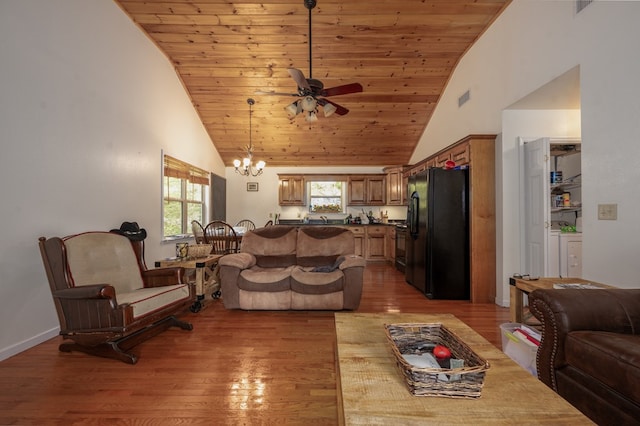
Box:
[114,0,510,167]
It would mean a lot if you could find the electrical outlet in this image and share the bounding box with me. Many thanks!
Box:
[598,204,617,220]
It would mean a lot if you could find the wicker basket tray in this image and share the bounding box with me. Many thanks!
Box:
[188,244,212,258]
[384,323,490,399]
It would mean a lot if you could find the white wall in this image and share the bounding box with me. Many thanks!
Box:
[224,166,408,226]
[0,0,224,360]
[411,0,640,302]
[497,109,581,305]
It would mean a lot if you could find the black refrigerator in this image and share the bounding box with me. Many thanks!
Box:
[405,168,470,299]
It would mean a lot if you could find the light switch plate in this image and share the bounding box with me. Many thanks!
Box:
[598,204,617,220]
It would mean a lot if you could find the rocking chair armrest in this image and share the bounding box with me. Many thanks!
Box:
[142,267,185,287]
[53,284,116,300]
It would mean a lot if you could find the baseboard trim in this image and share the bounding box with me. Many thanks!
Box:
[0,327,60,362]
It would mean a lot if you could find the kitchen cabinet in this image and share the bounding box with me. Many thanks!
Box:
[387,226,396,262]
[346,226,365,257]
[450,142,470,165]
[278,175,306,206]
[348,175,386,206]
[383,166,404,206]
[365,225,387,261]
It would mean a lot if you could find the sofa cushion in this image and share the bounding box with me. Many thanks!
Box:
[291,267,344,295]
[296,227,354,266]
[64,232,144,294]
[241,226,297,268]
[118,284,190,318]
[238,266,294,292]
[565,331,640,403]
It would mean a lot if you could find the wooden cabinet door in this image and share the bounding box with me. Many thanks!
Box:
[279,175,305,205]
[385,167,403,205]
[450,142,470,165]
[346,226,366,257]
[366,176,386,205]
[366,226,387,261]
[435,152,451,168]
[387,226,396,261]
[347,177,367,205]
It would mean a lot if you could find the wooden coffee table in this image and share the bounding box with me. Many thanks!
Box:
[335,313,592,425]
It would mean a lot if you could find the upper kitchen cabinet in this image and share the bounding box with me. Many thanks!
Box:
[278,174,306,206]
[383,166,405,206]
[348,175,386,206]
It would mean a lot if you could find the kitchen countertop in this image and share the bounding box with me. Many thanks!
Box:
[276,219,405,227]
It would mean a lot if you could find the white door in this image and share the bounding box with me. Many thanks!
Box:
[522,137,550,277]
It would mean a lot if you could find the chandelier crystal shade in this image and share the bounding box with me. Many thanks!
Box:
[233,98,265,177]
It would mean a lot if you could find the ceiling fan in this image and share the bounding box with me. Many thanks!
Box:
[255,0,363,122]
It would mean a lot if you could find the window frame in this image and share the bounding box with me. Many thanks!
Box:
[307,180,346,214]
[162,154,209,241]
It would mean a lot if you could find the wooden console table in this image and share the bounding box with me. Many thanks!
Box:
[155,254,222,313]
[509,277,613,323]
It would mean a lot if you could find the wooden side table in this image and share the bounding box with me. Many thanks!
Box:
[155,254,222,312]
[509,276,612,323]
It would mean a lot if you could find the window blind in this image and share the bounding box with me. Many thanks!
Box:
[164,155,209,185]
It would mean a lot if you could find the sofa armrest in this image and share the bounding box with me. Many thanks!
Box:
[143,267,185,287]
[529,288,640,390]
[218,252,256,270]
[339,255,366,270]
[54,284,116,300]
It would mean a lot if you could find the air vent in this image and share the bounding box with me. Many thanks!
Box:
[458,90,470,107]
[576,0,593,14]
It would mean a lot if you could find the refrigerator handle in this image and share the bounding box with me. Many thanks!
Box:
[409,191,419,239]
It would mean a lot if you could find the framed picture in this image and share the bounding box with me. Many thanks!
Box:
[247,182,259,192]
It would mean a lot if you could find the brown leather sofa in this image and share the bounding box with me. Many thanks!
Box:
[218,226,365,310]
[529,288,640,425]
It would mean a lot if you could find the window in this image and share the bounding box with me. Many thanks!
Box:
[308,181,345,213]
[163,154,209,239]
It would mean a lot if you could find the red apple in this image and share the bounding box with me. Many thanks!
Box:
[433,345,451,359]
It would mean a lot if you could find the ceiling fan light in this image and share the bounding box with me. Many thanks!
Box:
[323,102,337,117]
[301,96,317,112]
[285,101,300,117]
[306,110,318,122]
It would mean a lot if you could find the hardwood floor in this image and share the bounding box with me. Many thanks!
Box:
[0,263,509,425]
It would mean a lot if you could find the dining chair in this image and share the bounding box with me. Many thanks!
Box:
[264,220,274,227]
[191,220,205,244]
[203,221,239,254]
[235,219,256,232]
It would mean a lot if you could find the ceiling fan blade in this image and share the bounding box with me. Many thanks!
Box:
[320,83,363,97]
[255,90,299,96]
[288,68,311,91]
[318,98,349,116]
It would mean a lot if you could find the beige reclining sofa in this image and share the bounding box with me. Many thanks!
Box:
[218,226,365,310]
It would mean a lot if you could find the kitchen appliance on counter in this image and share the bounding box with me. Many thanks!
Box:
[405,168,469,299]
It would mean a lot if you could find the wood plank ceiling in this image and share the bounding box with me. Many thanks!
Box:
[114,0,510,167]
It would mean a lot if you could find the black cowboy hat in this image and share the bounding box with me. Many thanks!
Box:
[110,221,147,241]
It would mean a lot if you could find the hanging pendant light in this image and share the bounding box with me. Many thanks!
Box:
[233,98,265,177]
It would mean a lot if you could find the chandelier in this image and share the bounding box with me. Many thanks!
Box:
[233,98,265,177]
